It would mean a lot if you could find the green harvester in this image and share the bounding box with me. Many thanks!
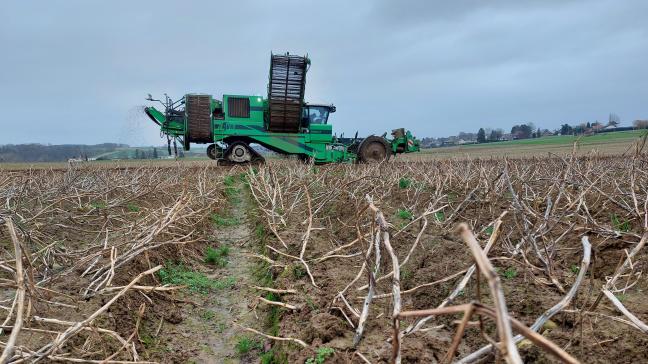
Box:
[144,53,420,164]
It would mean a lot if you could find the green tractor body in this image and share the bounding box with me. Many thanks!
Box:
[144,53,419,164]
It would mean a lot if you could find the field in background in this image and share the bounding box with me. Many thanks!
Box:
[0,158,210,171]
[413,130,647,159]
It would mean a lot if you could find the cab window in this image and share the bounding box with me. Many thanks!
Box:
[304,106,330,125]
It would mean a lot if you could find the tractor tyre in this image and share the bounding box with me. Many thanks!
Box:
[357,135,391,163]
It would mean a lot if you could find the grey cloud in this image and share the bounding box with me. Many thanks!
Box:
[0,0,646,145]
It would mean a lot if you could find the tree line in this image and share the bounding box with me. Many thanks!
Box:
[0,143,127,163]
[421,113,648,148]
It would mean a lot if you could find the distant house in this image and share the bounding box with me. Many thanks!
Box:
[500,133,514,141]
[457,139,477,145]
[592,123,605,132]
[601,124,616,131]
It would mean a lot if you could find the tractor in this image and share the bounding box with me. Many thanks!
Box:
[144,53,420,164]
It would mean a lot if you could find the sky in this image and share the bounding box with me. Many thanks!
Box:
[1,0,647,145]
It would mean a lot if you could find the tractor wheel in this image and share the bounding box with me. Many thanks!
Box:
[358,136,390,163]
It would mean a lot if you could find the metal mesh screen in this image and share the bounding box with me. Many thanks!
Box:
[228,97,250,118]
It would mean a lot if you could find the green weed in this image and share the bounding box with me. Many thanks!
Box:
[226,187,241,203]
[570,265,580,274]
[434,211,445,222]
[610,213,631,232]
[502,267,518,279]
[306,347,335,364]
[305,296,317,311]
[204,246,230,267]
[140,333,156,348]
[255,225,266,240]
[201,309,216,321]
[265,292,279,302]
[127,203,140,212]
[224,175,236,186]
[260,350,275,364]
[211,213,239,227]
[215,322,226,333]
[399,177,412,189]
[396,209,413,220]
[235,337,262,356]
[222,175,241,203]
[484,226,494,236]
[292,264,306,280]
[401,269,412,281]
[158,263,235,294]
[90,201,107,209]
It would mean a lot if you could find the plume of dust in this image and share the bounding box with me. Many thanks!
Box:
[117,105,165,147]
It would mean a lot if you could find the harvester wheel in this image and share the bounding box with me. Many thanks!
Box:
[207,144,217,160]
[220,142,265,165]
[357,136,390,163]
[298,154,313,164]
[227,143,252,163]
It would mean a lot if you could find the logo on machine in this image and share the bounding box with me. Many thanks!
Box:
[327,145,346,151]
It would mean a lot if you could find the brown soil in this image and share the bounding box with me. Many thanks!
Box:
[247,158,648,363]
[162,183,259,363]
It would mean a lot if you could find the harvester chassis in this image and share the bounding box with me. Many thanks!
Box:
[144,53,420,164]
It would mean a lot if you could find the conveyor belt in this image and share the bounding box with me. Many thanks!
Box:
[185,94,212,143]
[267,54,308,133]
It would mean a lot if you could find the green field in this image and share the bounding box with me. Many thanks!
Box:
[414,130,647,159]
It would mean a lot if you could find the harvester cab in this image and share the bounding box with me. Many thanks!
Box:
[144,52,420,164]
[302,104,335,127]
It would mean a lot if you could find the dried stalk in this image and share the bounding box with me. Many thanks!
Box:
[0,219,27,363]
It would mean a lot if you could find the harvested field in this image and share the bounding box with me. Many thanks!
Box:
[2,149,648,363]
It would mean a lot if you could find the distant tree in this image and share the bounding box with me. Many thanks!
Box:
[633,120,648,129]
[609,113,620,126]
[573,123,588,135]
[511,124,533,139]
[153,148,159,159]
[477,128,486,143]
[586,122,591,129]
[489,129,502,141]
[560,124,573,135]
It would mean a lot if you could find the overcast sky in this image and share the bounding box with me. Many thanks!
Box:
[1,0,646,145]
